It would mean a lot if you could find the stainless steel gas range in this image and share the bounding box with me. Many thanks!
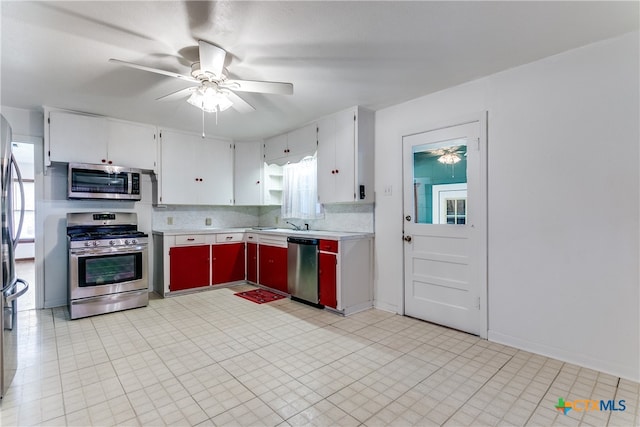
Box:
[66,212,149,320]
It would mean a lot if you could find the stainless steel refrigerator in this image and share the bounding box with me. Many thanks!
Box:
[1,114,29,399]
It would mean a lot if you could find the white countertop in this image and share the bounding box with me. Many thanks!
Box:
[152,227,373,240]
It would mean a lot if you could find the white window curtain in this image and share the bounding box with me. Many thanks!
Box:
[281,156,323,219]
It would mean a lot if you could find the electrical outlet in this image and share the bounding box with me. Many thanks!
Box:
[384,185,393,196]
[275,216,279,224]
[167,216,173,225]
[205,218,212,226]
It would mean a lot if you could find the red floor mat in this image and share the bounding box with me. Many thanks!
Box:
[235,289,286,304]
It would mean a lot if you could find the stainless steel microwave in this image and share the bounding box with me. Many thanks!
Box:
[68,163,142,201]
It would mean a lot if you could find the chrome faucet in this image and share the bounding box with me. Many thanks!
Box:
[285,221,302,231]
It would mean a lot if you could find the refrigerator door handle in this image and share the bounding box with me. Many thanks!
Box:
[10,154,24,248]
[5,278,29,304]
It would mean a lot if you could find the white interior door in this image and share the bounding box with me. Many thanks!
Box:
[403,117,487,337]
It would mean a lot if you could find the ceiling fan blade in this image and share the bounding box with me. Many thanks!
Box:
[221,79,293,95]
[109,58,197,83]
[198,40,226,79]
[224,91,255,113]
[156,86,197,101]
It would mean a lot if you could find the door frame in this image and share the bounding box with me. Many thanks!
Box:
[400,112,488,339]
[14,133,44,310]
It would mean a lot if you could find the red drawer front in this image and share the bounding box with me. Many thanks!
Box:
[319,239,338,253]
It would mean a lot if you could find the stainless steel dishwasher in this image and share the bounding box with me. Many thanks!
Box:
[287,237,319,305]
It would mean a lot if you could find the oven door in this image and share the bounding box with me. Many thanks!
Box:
[69,245,148,300]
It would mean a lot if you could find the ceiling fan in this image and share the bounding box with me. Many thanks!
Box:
[109,40,293,114]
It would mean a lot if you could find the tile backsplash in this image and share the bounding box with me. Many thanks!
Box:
[153,205,260,229]
[259,203,374,233]
[152,203,374,233]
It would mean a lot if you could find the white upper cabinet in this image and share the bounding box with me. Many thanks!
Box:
[47,110,108,165]
[317,106,374,203]
[107,119,158,171]
[263,123,317,165]
[158,129,233,205]
[234,141,263,206]
[263,133,288,164]
[286,123,317,160]
[46,109,157,171]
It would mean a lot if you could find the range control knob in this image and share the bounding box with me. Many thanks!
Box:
[109,240,115,246]
[84,242,90,247]
[131,239,137,244]
[124,240,130,245]
[92,241,98,246]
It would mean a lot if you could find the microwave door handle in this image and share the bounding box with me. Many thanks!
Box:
[10,154,25,248]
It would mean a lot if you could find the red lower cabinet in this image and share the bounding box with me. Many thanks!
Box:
[212,243,245,285]
[259,245,288,293]
[169,245,210,291]
[319,251,337,308]
[247,242,257,283]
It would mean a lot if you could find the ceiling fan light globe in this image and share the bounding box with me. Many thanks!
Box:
[187,86,233,113]
[438,153,462,165]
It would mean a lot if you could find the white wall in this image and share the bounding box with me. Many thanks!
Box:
[374,32,639,381]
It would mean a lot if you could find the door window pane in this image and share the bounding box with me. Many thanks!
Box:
[412,138,467,224]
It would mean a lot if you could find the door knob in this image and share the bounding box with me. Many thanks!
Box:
[404,235,412,242]
[405,215,411,222]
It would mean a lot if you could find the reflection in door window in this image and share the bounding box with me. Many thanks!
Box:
[412,139,467,224]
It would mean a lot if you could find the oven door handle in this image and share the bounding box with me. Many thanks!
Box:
[70,246,148,256]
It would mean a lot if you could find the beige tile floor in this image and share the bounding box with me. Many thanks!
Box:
[1,285,638,426]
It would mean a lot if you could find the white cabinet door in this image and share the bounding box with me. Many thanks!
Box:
[264,133,288,164]
[48,110,108,164]
[318,110,356,203]
[107,119,158,171]
[333,110,357,202]
[199,137,233,205]
[159,129,233,205]
[317,107,373,204]
[286,123,317,161]
[159,129,198,205]
[234,141,263,205]
[317,115,337,203]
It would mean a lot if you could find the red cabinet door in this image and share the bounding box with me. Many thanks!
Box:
[169,245,210,291]
[212,243,245,285]
[247,242,257,283]
[319,252,337,308]
[259,245,288,293]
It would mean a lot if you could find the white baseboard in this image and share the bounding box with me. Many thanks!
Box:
[488,330,639,382]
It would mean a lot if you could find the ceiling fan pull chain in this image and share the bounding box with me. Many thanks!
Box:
[202,106,205,138]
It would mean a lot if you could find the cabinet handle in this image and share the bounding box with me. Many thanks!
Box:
[101,159,106,163]
[335,169,339,173]
[108,160,112,165]
[331,170,335,174]
[226,236,232,240]
[187,238,195,241]
[256,181,260,184]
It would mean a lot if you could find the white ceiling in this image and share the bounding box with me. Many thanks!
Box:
[1,1,637,140]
